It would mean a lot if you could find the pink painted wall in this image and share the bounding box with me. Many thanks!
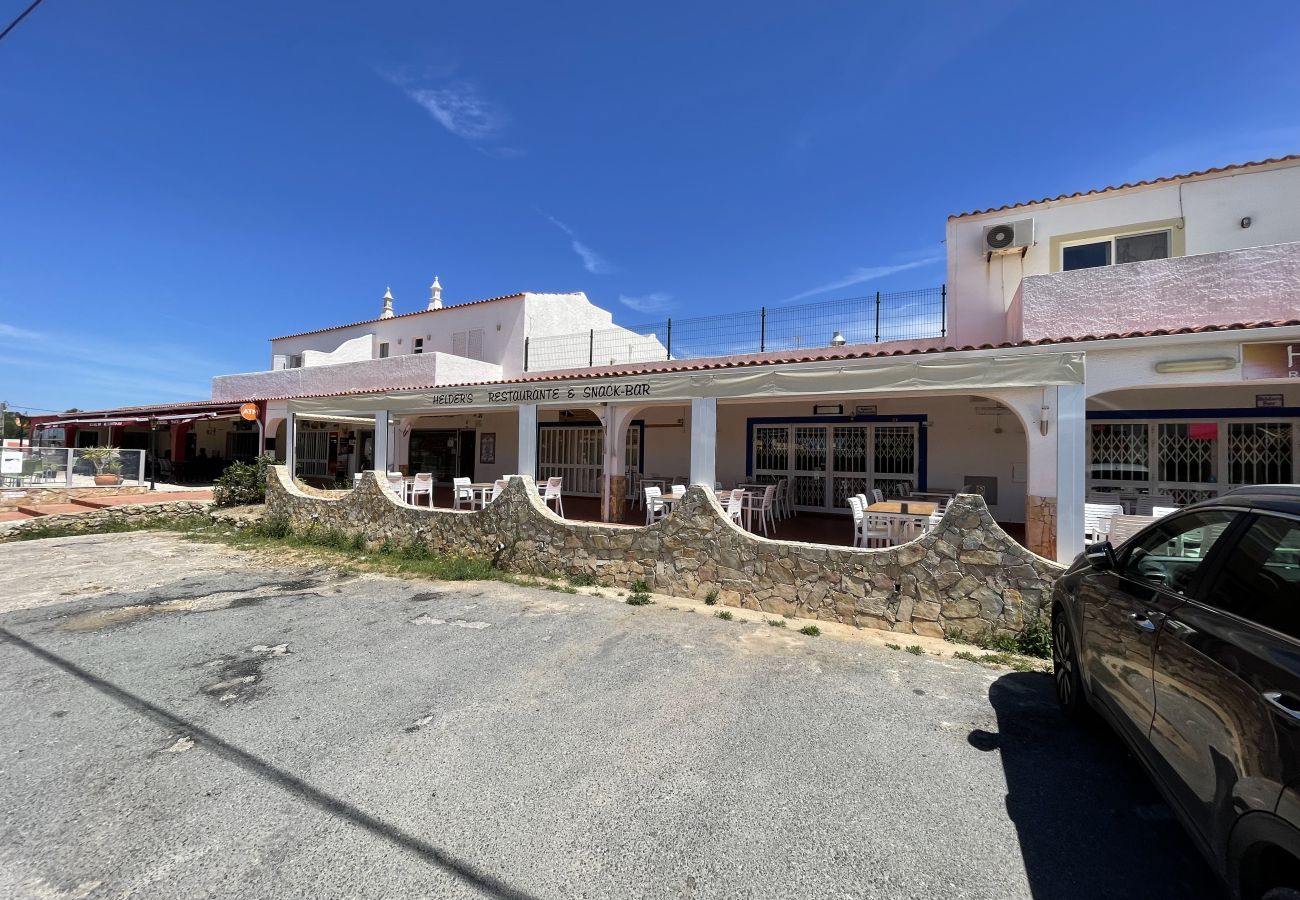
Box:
[1016,241,1300,341]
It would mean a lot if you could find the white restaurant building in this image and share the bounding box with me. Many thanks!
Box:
[33,156,1300,563]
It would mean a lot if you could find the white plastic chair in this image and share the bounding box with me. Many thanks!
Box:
[386,472,407,501]
[490,479,508,503]
[1152,505,1180,518]
[1136,495,1178,516]
[542,476,564,516]
[1084,503,1125,543]
[644,486,667,525]
[725,488,745,526]
[922,509,944,536]
[863,513,892,548]
[408,472,433,506]
[452,476,473,510]
[353,472,363,488]
[847,496,866,547]
[871,488,885,504]
[670,484,686,499]
[755,484,777,535]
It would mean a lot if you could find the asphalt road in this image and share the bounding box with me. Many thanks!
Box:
[0,533,1218,899]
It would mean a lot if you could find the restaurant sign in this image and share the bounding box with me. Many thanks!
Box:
[1242,342,1300,380]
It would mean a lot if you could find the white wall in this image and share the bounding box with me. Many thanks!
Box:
[212,352,503,402]
[261,292,648,383]
[947,159,1300,346]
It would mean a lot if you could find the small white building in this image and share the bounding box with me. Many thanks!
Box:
[33,155,1300,563]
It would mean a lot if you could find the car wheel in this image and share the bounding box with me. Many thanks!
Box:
[1052,605,1088,720]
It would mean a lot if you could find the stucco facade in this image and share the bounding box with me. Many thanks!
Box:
[947,157,1300,346]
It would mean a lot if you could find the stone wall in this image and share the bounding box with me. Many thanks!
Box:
[0,485,149,511]
[1025,495,1057,560]
[267,467,1064,637]
[0,501,212,542]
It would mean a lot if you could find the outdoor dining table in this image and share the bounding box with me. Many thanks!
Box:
[468,482,497,509]
[713,485,768,531]
[867,500,938,516]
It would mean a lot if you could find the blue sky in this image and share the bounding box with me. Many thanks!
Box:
[2,0,1299,413]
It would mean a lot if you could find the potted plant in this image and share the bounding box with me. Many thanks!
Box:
[82,446,124,486]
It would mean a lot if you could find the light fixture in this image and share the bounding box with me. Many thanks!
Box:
[1241,216,1252,229]
[829,331,847,347]
[1153,357,1236,374]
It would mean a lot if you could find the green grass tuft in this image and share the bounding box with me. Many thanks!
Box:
[799,624,821,637]
[714,610,734,621]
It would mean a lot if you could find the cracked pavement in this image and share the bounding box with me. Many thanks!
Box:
[0,532,1217,899]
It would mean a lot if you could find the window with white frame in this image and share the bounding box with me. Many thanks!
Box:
[1062,229,1171,272]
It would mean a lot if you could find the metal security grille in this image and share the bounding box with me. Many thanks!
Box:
[752,422,918,513]
[1088,417,1297,505]
[1229,422,1293,485]
[539,425,644,498]
[1089,423,1149,481]
[538,426,603,496]
[753,426,789,472]
[874,426,915,477]
[296,431,329,477]
[1158,423,1217,484]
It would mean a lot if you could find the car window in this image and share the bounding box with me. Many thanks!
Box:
[1120,509,1239,596]
[1203,515,1300,639]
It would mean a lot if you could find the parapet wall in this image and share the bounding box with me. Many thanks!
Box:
[267,467,1064,637]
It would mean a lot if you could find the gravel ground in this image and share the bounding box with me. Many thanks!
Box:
[0,532,1218,900]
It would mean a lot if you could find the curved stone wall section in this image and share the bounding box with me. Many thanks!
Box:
[266,467,1064,637]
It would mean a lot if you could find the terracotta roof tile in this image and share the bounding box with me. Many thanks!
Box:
[257,319,1300,403]
[948,155,1300,220]
[29,399,246,425]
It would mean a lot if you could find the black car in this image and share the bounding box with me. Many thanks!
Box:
[1052,486,1300,900]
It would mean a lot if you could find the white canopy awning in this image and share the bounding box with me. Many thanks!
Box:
[286,349,1086,417]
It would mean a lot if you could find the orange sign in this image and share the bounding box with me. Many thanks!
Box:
[240,403,259,421]
[1242,342,1300,380]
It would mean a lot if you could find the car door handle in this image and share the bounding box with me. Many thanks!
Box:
[1129,612,1163,633]
[1263,691,1300,721]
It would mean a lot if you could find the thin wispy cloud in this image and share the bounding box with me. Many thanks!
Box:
[0,321,230,409]
[381,68,516,155]
[404,82,507,141]
[618,292,673,315]
[0,322,42,340]
[545,214,614,274]
[780,254,944,305]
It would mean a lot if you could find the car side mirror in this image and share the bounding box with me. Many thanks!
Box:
[1085,541,1117,571]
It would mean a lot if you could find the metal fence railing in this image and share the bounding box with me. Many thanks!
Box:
[523,286,946,372]
[0,446,147,489]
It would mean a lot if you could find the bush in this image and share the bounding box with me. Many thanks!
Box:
[1016,614,1052,659]
[253,513,292,538]
[703,589,719,606]
[799,625,821,637]
[213,453,276,507]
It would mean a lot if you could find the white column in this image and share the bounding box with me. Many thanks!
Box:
[373,410,390,473]
[517,404,538,479]
[285,411,296,477]
[690,396,718,487]
[1055,384,1086,562]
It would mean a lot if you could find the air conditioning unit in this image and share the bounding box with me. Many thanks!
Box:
[982,218,1034,257]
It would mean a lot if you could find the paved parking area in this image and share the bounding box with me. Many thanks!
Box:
[0,533,1217,899]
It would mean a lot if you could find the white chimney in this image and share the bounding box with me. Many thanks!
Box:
[380,286,394,319]
[428,276,443,310]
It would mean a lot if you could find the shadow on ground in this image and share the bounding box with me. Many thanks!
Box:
[972,672,1220,900]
